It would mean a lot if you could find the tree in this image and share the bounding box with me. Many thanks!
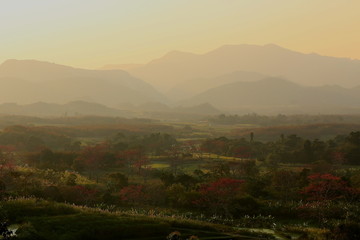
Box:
[231,160,259,178]
[302,174,350,201]
[269,169,300,201]
[195,178,245,216]
[121,148,144,175]
[73,185,99,205]
[300,173,359,225]
[208,162,231,178]
[0,146,16,173]
[74,143,117,180]
[167,145,182,175]
[119,185,148,205]
[107,173,128,192]
[0,146,16,196]
[133,156,152,182]
[343,131,360,165]
[142,133,177,155]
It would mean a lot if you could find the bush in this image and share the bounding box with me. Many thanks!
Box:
[230,196,262,217]
[331,222,360,240]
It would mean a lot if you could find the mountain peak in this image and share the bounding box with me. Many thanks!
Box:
[257,77,298,85]
[164,50,194,57]
[207,44,292,56]
[1,59,71,69]
[209,43,260,52]
[176,102,221,115]
[263,43,283,48]
[0,59,165,106]
[158,50,196,61]
[0,59,74,80]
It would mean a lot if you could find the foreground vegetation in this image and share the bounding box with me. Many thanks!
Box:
[1,114,360,239]
[1,198,247,240]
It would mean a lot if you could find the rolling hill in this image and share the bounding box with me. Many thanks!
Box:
[167,71,266,100]
[181,78,360,114]
[0,59,165,106]
[0,101,132,117]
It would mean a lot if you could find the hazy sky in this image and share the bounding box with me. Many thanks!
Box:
[1,0,359,68]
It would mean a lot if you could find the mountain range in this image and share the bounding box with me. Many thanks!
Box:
[115,44,360,94]
[2,44,360,116]
[181,78,360,114]
[0,101,221,119]
[0,59,165,106]
[0,101,129,117]
[167,71,266,101]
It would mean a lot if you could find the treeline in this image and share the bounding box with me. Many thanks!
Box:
[231,123,360,141]
[209,113,360,126]
[202,132,360,165]
[0,124,176,152]
[23,132,178,171]
[0,115,155,128]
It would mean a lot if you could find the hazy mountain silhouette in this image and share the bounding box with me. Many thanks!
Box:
[4,45,360,116]
[0,99,221,119]
[0,59,165,106]
[173,103,221,115]
[136,102,171,112]
[120,44,360,93]
[182,78,360,114]
[122,101,221,116]
[167,71,266,100]
[100,63,145,71]
[0,101,133,117]
[133,102,222,121]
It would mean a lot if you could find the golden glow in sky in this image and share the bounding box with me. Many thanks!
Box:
[1,0,359,68]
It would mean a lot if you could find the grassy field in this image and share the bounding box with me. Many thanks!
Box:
[150,163,170,169]
[1,198,278,240]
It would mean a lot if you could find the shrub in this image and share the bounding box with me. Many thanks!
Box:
[331,222,360,240]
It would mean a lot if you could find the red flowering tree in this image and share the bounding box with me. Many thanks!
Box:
[75,142,119,179]
[119,185,148,205]
[73,185,99,205]
[299,173,359,224]
[61,185,99,205]
[302,174,349,201]
[75,144,108,170]
[195,178,245,216]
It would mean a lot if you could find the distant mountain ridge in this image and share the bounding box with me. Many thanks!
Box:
[167,71,266,100]
[0,101,222,119]
[0,101,130,117]
[4,43,360,116]
[182,78,360,114]
[0,59,165,106]
[116,101,222,116]
[117,44,360,93]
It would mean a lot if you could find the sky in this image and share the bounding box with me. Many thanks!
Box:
[1,0,359,68]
